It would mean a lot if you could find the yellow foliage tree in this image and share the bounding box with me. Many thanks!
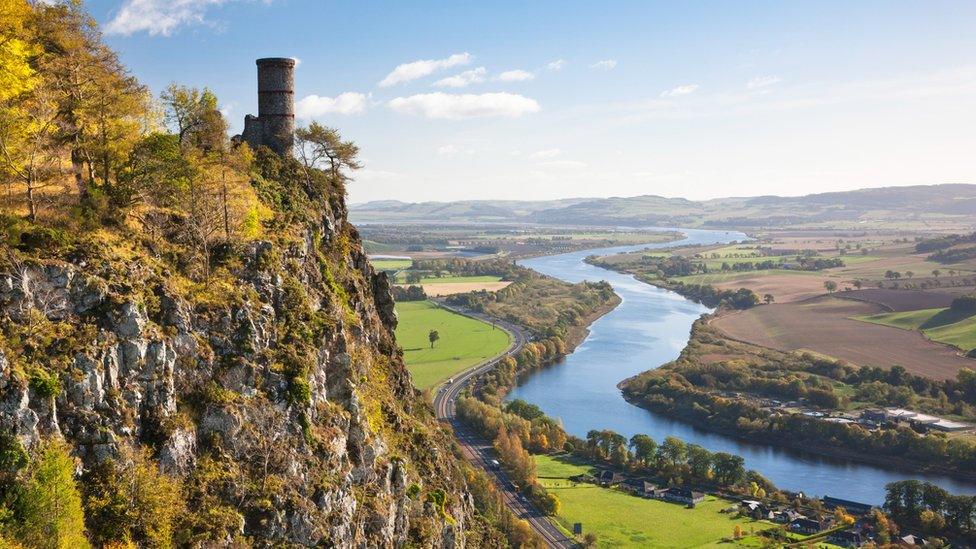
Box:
[14,438,90,549]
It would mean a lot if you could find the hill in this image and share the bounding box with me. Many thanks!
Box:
[351,184,976,230]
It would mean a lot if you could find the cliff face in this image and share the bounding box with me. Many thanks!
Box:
[0,156,495,546]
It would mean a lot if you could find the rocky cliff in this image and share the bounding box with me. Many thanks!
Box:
[0,152,501,546]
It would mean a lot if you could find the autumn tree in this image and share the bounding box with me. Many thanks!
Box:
[294,122,362,187]
[82,446,184,547]
[160,84,225,151]
[12,438,90,548]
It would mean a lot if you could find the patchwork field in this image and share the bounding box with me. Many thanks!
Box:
[419,281,511,297]
[712,296,975,380]
[394,301,511,389]
[841,288,957,311]
[855,307,976,353]
[535,455,770,548]
[674,270,830,303]
[411,275,503,284]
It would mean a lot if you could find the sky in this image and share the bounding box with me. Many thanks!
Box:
[90,0,976,204]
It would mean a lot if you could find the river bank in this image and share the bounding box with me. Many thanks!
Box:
[618,390,976,484]
[508,228,976,504]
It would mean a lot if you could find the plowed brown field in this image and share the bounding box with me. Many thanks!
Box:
[712,295,974,380]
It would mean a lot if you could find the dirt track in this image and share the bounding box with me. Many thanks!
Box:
[712,295,974,380]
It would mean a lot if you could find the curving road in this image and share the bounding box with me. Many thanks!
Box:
[431,302,575,548]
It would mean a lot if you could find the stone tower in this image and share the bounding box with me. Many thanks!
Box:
[241,57,295,156]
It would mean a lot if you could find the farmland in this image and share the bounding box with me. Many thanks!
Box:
[534,455,771,548]
[359,223,681,260]
[420,281,511,297]
[855,307,976,353]
[712,295,974,380]
[394,301,511,389]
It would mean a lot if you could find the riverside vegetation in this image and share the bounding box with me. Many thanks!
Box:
[0,2,542,546]
[620,320,976,479]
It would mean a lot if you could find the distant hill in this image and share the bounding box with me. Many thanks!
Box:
[351,184,976,229]
[349,197,596,222]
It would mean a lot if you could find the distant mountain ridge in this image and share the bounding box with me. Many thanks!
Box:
[351,184,976,229]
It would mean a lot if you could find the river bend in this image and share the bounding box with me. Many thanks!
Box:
[509,228,976,504]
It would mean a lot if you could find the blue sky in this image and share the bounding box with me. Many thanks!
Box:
[92,0,976,204]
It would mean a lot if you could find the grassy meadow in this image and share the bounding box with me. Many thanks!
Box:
[855,307,976,352]
[412,274,503,284]
[372,258,413,270]
[534,455,772,548]
[394,301,511,389]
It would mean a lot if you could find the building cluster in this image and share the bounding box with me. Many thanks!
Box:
[750,395,974,434]
[859,408,972,432]
[576,470,706,506]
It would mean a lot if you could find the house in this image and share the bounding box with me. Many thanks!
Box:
[827,530,862,548]
[740,500,770,518]
[860,409,887,423]
[663,487,705,505]
[789,518,824,535]
[885,408,917,421]
[823,496,874,516]
[931,418,972,432]
[910,413,940,428]
[647,487,670,499]
[772,510,805,524]
[596,469,624,487]
[900,534,926,545]
[622,478,656,497]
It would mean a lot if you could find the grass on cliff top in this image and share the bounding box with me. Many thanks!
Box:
[534,454,774,549]
[854,307,976,352]
[394,300,510,389]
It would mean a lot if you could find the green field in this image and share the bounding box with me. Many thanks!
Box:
[394,273,503,284]
[534,455,772,548]
[672,269,816,285]
[854,307,976,352]
[394,301,511,389]
[371,258,412,270]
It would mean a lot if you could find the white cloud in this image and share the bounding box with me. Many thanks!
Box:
[292,57,302,67]
[590,59,618,70]
[219,101,237,117]
[529,148,562,159]
[747,75,781,89]
[437,144,475,156]
[537,160,587,169]
[388,92,540,120]
[433,67,487,88]
[295,92,368,118]
[546,59,567,71]
[105,0,241,36]
[660,84,699,97]
[497,69,535,82]
[379,52,472,87]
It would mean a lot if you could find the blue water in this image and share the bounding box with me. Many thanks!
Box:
[509,228,976,504]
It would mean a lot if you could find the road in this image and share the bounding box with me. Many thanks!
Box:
[431,302,576,548]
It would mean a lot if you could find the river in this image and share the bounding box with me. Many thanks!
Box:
[509,227,976,504]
